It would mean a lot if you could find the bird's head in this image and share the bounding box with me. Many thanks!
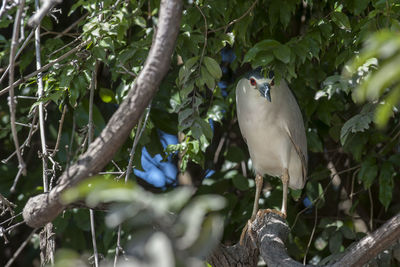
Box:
[245,67,274,102]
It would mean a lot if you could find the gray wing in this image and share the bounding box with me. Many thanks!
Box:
[282,82,308,181]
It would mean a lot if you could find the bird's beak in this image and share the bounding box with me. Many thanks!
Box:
[259,82,271,102]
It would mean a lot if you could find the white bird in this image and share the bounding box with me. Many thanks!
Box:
[236,68,307,243]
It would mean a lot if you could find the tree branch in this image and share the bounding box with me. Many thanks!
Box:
[22,0,183,228]
[208,211,400,267]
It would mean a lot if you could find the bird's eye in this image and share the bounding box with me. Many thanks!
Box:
[250,78,256,86]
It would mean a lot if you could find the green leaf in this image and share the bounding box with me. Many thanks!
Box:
[279,1,292,29]
[243,39,280,63]
[273,44,291,64]
[357,157,378,189]
[331,12,351,31]
[232,174,250,191]
[99,87,115,103]
[251,51,274,68]
[203,57,222,80]
[178,108,194,131]
[307,130,323,153]
[379,162,394,210]
[340,109,374,145]
[133,16,146,28]
[375,85,400,128]
[201,66,215,89]
[225,146,246,163]
[329,231,343,254]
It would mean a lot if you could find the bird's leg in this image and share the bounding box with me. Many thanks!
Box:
[281,168,289,217]
[251,173,263,219]
[240,174,263,246]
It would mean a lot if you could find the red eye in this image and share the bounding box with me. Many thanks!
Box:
[250,78,256,86]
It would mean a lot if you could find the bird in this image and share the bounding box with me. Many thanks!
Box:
[235,67,307,244]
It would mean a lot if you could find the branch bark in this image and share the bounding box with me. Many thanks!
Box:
[207,211,400,267]
[22,0,183,228]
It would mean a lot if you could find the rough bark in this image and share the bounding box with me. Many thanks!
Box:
[208,211,400,267]
[22,0,183,228]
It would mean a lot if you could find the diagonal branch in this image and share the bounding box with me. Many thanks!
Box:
[207,211,400,267]
[8,0,27,176]
[22,0,183,228]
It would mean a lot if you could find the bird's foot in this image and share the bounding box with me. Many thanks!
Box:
[239,219,257,247]
[239,209,287,247]
[257,208,287,219]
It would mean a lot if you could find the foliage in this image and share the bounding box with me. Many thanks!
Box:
[1,0,400,266]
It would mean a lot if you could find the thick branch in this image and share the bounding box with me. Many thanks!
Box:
[332,212,400,266]
[22,0,183,228]
[208,211,400,267]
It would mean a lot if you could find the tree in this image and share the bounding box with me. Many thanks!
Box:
[1,0,400,266]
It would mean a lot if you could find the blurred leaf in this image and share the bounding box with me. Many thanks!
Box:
[177,195,225,249]
[329,231,343,254]
[374,85,400,128]
[331,12,351,31]
[379,162,394,210]
[340,108,374,145]
[307,130,323,153]
[232,174,250,191]
[99,87,116,103]
[225,145,246,163]
[357,156,378,189]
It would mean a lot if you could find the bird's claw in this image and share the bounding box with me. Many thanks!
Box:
[239,219,257,248]
[239,208,287,247]
[257,208,287,219]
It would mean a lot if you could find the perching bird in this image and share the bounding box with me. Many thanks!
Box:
[236,67,307,243]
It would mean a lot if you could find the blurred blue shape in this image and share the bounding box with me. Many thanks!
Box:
[205,169,215,178]
[302,197,313,214]
[218,81,229,97]
[221,47,236,63]
[208,118,215,133]
[134,131,178,188]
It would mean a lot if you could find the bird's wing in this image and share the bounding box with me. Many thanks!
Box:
[281,82,308,182]
[287,129,307,183]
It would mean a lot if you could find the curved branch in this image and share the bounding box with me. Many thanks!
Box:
[208,211,400,267]
[22,0,183,228]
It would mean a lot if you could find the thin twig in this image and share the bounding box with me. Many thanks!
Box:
[55,13,88,39]
[88,58,100,267]
[28,0,62,27]
[292,165,361,229]
[99,171,125,175]
[51,105,67,157]
[303,206,318,265]
[368,188,374,230]
[195,4,207,66]
[0,0,8,20]
[2,111,38,164]
[5,229,37,267]
[111,160,123,173]
[10,165,24,193]
[0,40,89,97]
[5,220,25,232]
[16,95,38,99]
[114,104,151,266]
[117,64,137,77]
[0,29,35,85]
[124,104,151,183]
[34,0,49,192]
[208,0,258,33]
[0,212,22,227]
[48,38,80,57]
[8,0,27,176]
